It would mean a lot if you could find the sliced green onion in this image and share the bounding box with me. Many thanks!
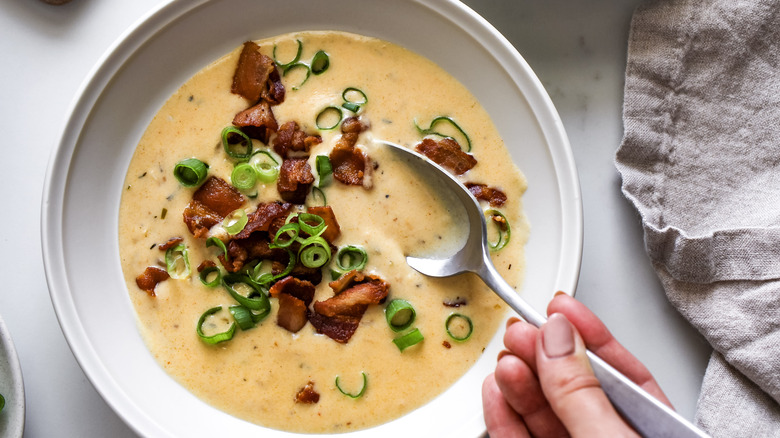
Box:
[231,163,258,190]
[298,236,332,268]
[342,87,367,113]
[272,249,296,280]
[250,150,280,183]
[221,126,253,159]
[248,259,275,285]
[0,393,4,411]
[284,62,311,90]
[199,265,222,287]
[270,222,300,248]
[316,155,333,188]
[393,328,424,352]
[385,299,416,332]
[309,187,327,207]
[311,50,330,75]
[335,245,368,272]
[273,39,303,69]
[173,158,208,187]
[297,213,326,236]
[196,306,236,345]
[222,274,271,312]
[445,313,474,341]
[415,116,472,152]
[206,236,229,262]
[229,305,257,330]
[335,372,367,399]
[223,209,249,235]
[165,243,190,279]
[486,209,511,251]
[316,106,343,130]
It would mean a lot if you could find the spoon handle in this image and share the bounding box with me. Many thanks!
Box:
[479,263,709,437]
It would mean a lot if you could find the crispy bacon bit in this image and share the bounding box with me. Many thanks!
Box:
[329,117,371,187]
[231,41,285,105]
[135,266,169,297]
[270,276,316,333]
[307,206,340,243]
[278,158,314,204]
[295,381,320,404]
[234,202,292,240]
[221,234,287,273]
[491,213,509,231]
[158,237,183,251]
[273,121,322,158]
[197,259,216,272]
[269,276,315,305]
[415,137,477,175]
[232,100,278,144]
[443,297,468,307]
[310,271,389,343]
[466,183,507,207]
[183,177,245,238]
[443,340,452,349]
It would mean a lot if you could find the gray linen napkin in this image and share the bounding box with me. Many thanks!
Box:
[615,0,780,435]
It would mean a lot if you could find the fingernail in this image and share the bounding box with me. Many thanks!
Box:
[506,317,521,328]
[554,290,567,297]
[542,313,575,358]
[497,350,511,361]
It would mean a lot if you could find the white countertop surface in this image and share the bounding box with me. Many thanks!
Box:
[0,0,712,436]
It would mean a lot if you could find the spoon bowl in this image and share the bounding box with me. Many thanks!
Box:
[378,139,709,438]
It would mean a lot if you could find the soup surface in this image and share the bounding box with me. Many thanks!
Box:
[119,31,528,433]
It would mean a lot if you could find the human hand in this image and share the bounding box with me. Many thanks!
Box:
[482,293,673,437]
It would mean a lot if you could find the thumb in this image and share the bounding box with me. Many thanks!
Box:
[536,313,638,437]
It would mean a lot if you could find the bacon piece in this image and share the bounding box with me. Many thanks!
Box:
[135,266,169,297]
[466,183,507,207]
[269,276,315,305]
[197,260,216,272]
[443,297,468,307]
[329,117,371,186]
[232,100,278,144]
[183,177,245,238]
[308,312,360,344]
[158,237,183,251]
[314,279,389,318]
[231,41,285,105]
[273,121,322,158]
[221,234,287,273]
[234,202,292,240]
[415,137,477,175]
[275,261,323,285]
[278,158,314,204]
[295,381,319,404]
[276,293,308,333]
[307,206,340,243]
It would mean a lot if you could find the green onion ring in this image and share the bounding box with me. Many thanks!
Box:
[486,209,511,251]
[316,155,333,188]
[0,393,4,412]
[309,187,327,207]
[231,163,258,190]
[221,126,253,159]
[385,299,416,332]
[165,243,191,279]
[445,313,474,341]
[199,265,222,288]
[342,87,367,113]
[206,237,229,262]
[335,245,368,272]
[173,158,209,187]
[223,209,249,236]
[272,249,296,280]
[273,39,303,69]
[196,306,236,345]
[392,328,424,352]
[414,116,472,152]
[298,236,332,268]
[270,222,300,248]
[248,259,275,285]
[229,305,257,331]
[297,213,326,236]
[335,372,368,399]
[222,274,271,312]
[311,50,330,75]
[316,106,343,130]
[283,62,311,90]
[250,150,280,183]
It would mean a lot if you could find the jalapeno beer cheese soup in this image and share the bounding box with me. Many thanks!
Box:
[120,31,528,433]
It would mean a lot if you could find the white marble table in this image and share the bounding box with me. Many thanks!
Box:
[0,0,711,436]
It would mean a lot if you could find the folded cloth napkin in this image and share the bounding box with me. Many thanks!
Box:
[615,0,780,435]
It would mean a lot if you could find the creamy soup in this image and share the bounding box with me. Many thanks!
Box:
[119,31,528,433]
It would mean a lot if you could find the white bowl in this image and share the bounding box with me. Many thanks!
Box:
[41,0,582,436]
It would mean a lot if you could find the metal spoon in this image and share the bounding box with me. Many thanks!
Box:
[379,140,709,438]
